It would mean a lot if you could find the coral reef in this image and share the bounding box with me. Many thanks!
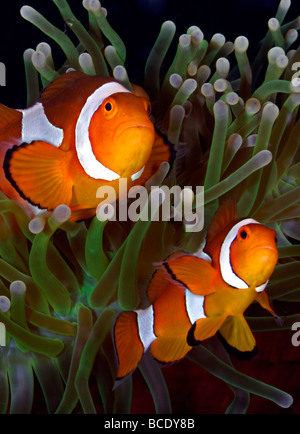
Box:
[0,0,299,414]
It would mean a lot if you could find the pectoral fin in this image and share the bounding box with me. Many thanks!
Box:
[4,141,73,210]
[255,291,283,326]
[150,333,192,364]
[256,291,275,316]
[187,315,227,346]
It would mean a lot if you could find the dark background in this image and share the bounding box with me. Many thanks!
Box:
[0,0,298,107]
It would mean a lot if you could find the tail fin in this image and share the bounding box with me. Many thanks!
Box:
[114,311,144,380]
[0,104,23,201]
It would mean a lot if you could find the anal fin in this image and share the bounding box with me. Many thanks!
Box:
[219,315,256,352]
[4,141,73,210]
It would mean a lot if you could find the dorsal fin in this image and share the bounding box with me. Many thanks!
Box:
[206,200,237,246]
[147,251,186,303]
[39,71,118,131]
[0,103,22,129]
[39,71,115,107]
[39,71,87,103]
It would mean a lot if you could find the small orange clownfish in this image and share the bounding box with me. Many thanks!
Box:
[114,201,278,380]
[0,71,171,220]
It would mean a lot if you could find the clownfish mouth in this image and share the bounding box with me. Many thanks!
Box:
[114,121,154,139]
[247,245,278,290]
[131,166,145,181]
[260,245,277,252]
[253,245,278,260]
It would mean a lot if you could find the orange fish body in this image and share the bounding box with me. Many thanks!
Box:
[0,71,171,220]
[114,201,278,379]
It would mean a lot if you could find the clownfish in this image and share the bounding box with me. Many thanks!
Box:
[0,71,171,220]
[114,201,278,380]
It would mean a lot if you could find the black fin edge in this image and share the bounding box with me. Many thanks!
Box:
[113,311,140,382]
[217,332,258,360]
[3,143,46,210]
[187,322,202,347]
[163,259,194,294]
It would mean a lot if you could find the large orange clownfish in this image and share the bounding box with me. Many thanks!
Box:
[114,201,278,380]
[0,71,171,220]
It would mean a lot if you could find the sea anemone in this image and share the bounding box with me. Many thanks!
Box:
[0,0,299,414]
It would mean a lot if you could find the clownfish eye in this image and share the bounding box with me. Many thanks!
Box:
[240,230,248,239]
[102,98,117,118]
[105,102,113,112]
